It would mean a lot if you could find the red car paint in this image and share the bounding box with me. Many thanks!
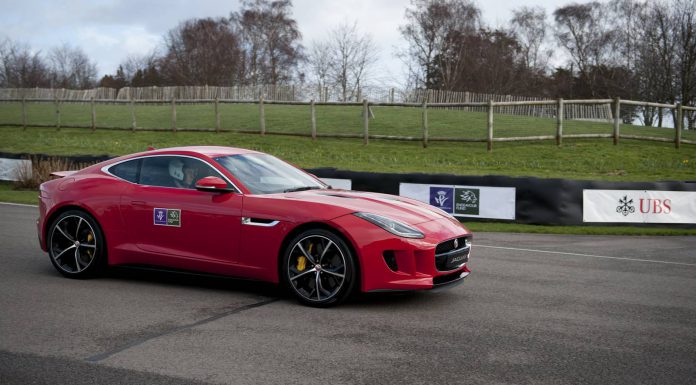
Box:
[38,146,472,292]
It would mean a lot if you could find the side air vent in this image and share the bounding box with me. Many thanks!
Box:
[241,217,280,227]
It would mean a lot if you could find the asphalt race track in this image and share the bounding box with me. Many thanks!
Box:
[1,203,695,385]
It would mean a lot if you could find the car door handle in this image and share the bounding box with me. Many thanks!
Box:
[131,200,147,206]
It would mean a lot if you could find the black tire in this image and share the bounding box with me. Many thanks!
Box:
[282,229,357,307]
[47,210,106,278]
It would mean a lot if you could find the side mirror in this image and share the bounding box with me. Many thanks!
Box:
[195,176,235,193]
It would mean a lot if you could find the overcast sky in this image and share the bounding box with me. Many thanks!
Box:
[1,0,592,85]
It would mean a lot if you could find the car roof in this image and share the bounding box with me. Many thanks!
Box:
[131,146,262,159]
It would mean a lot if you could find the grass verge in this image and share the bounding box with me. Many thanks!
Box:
[0,182,37,205]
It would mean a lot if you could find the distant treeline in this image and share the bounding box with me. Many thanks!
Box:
[2,0,696,127]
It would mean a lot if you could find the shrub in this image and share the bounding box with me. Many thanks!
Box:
[13,156,91,189]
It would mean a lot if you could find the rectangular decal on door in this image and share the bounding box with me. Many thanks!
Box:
[154,208,181,227]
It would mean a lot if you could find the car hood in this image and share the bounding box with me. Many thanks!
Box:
[281,189,453,225]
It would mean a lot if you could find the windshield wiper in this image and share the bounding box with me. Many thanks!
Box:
[283,186,321,193]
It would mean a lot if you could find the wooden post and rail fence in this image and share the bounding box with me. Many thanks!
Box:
[3,97,695,151]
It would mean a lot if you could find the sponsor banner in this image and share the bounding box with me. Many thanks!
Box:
[320,178,352,190]
[399,183,516,220]
[0,158,31,181]
[583,190,696,224]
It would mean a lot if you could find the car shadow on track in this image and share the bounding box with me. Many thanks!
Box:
[35,263,457,309]
[105,266,283,298]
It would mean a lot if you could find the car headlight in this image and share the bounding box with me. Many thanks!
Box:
[353,212,424,239]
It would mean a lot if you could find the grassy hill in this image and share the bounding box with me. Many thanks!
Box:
[1,101,695,141]
[0,101,693,182]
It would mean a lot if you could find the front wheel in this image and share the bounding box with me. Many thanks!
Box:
[282,229,357,307]
[48,210,106,278]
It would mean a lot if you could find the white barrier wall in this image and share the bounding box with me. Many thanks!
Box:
[0,158,31,181]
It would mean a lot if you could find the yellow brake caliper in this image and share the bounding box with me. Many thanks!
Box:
[297,243,312,271]
[85,232,94,257]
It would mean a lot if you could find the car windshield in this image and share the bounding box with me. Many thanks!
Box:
[214,153,326,194]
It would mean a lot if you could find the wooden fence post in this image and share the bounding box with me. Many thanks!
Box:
[310,99,316,140]
[130,98,136,131]
[675,103,683,149]
[613,97,620,145]
[171,97,177,132]
[90,97,96,131]
[487,100,494,152]
[215,97,220,133]
[55,96,61,131]
[658,107,663,128]
[21,97,27,130]
[422,101,428,148]
[259,96,265,135]
[556,98,564,146]
[363,99,369,145]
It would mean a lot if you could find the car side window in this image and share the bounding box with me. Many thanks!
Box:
[140,156,221,189]
[109,159,141,183]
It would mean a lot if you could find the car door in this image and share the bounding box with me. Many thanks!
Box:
[119,155,243,265]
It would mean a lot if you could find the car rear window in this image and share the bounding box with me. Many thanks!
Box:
[109,159,140,183]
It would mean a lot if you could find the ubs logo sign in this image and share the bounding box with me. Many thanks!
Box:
[616,196,635,216]
[616,195,672,216]
[640,198,672,214]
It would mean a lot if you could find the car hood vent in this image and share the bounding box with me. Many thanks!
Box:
[313,192,357,199]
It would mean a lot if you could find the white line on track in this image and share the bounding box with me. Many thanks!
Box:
[477,244,696,267]
[0,202,38,208]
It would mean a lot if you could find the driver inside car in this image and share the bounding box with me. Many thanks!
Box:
[169,159,199,189]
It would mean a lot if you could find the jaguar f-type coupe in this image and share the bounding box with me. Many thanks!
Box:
[38,146,472,306]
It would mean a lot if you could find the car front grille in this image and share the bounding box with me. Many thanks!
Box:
[435,236,468,254]
[435,236,471,271]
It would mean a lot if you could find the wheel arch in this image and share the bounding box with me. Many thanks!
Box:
[44,204,106,253]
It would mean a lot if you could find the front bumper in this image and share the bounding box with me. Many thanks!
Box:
[331,215,472,292]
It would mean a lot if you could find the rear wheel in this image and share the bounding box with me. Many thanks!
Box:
[283,229,357,307]
[48,210,106,278]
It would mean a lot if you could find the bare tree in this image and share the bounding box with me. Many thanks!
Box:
[635,0,696,128]
[675,0,696,128]
[434,28,527,94]
[231,0,303,85]
[48,44,97,89]
[306,23,377,102]
[0,38,50,88]
[305,40,332,91]
[399,0,481,88]
[159,17,243,86]
[607,0,646,70]
[510,6,551,72]
[553,1,617,94]
[120,53,159,82]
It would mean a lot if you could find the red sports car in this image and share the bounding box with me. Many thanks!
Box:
[37,146,472,306]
